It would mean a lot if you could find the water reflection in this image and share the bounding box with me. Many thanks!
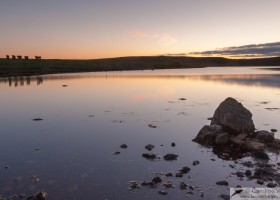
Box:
[1,73,280,89]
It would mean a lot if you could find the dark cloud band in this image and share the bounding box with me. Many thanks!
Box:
[190,42,280,57]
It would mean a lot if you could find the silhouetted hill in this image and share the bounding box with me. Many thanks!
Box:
[1,56,280,77]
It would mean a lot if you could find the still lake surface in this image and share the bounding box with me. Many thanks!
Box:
[0,67,280,199]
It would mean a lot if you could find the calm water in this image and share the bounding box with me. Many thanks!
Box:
[0,67,280,199]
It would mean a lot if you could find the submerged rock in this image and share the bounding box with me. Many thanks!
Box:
[211,97,255,134]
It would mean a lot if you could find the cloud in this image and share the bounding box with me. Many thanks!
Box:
[189,42,280,58]
[128,29,177,46]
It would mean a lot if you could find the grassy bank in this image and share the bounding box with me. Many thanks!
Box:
[1,56,280,77]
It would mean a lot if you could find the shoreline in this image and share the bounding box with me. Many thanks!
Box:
[1,56,280,77]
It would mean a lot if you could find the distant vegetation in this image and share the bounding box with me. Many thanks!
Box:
[1,56,280,77]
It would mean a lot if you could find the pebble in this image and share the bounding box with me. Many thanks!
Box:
[193,160,200,166]
[145,144,155,151]
[179,166,190,174]
[216,180,229,186]
[267,182,278,188]
[257,179,264,185]
[120,144,128,149]
[158,190,168,195]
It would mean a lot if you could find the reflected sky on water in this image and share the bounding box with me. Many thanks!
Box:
[0,67,279,199]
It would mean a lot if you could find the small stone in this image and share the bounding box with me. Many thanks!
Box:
[187,191,194,195]
[171,142,176,147]
[175,172,183,177]
[179,166,190,174]
[26,195,36,200]
[145,144,155,151]
[113,151,120,155]
[267,183,277,188]
[163,181,173,188]
[178,98,186,101]
[236,171,245,177]
[193,160,200,166]
[241,161,253,168]
[271,129,278,133]
[129,181,140,190]
[148,124,157,128]
[252,151,269,160]
[62,85,68,87]
[152,176,162,184]
[158,190,168,195]
[120,144,128,149]
[245,170,252,176]
[179,182,187,190]
[257,179,264,185]
[5,165,8,169]
[141,181,154,187]
[165,173,173,177]
[33,118,43,121]
[216,180,229,186]
[163,153,178,161]
[189,185,194,190]
[142,153,157,160]
[210,158,216,161]
[35,191,47,200]
[219,194,230,200]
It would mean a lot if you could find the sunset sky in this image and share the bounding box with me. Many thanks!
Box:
[1,0,280,59]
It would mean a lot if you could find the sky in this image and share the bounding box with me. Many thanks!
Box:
[0,0,280,59]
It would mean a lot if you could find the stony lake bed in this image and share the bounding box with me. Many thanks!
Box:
[0,67,280,200]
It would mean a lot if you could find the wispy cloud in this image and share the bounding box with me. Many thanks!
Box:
[128,29,177,46]
[189,42,280,58]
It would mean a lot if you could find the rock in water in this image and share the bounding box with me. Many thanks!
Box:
[192,125,223,145]
[211,97,255,134]
[243,140,265,151]
[254,130,274,143]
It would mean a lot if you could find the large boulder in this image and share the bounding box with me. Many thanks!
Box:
[211,97,255,134]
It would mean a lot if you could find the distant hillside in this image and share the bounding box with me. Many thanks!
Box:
[1,56,280,77]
